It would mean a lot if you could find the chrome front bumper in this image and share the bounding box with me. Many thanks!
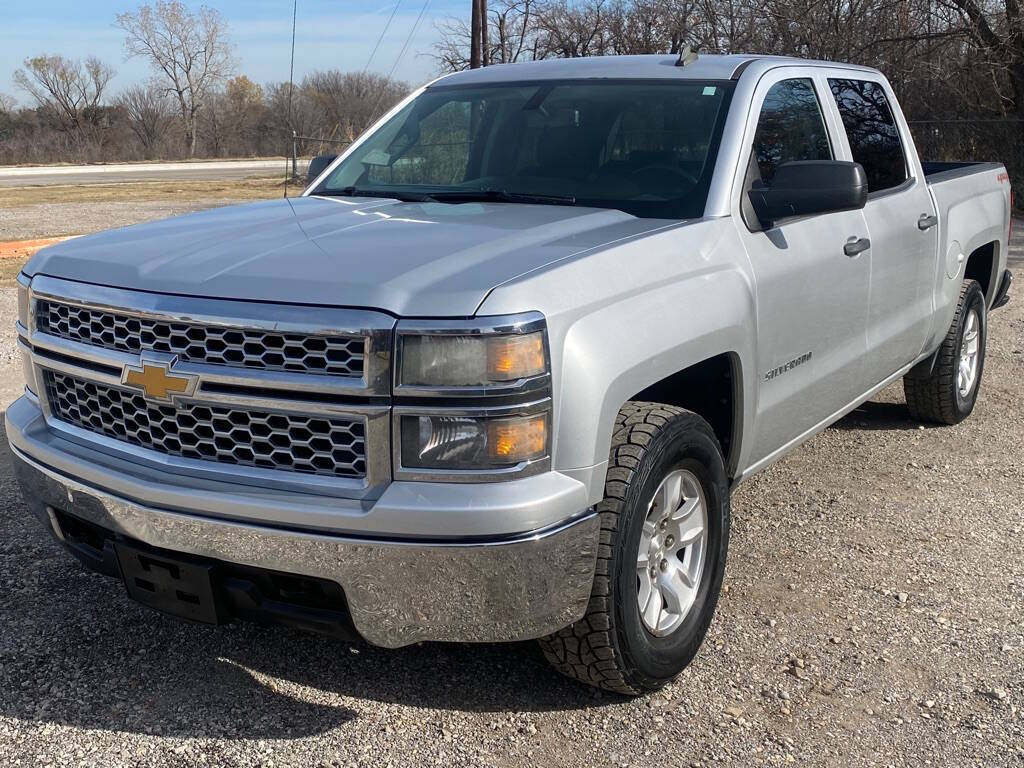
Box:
[7,397,600,648]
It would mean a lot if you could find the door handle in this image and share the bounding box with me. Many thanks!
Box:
[844,237,871,257]
[917,214,938,231]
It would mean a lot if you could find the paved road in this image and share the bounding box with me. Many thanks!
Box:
[0,160,286,187]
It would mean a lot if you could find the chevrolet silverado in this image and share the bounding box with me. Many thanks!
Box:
[8,54,1014,695]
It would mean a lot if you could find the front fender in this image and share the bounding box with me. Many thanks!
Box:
[556,267,754,488]
[478,218,756,504]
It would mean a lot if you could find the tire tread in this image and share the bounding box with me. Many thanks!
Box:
[904,280,983,425]
[537,402,719,695]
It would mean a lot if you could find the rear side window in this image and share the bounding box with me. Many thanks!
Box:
[752,78,832,183]
[828,79,907,193]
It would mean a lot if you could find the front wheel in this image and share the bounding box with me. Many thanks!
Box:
[538,403,729,695]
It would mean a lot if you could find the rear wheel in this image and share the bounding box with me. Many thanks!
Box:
[904,279,987,425]
[538,402,729,695]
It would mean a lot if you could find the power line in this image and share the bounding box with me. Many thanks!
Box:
[367,0,430,119]
[284,0,298,197]
[364,0,403,74]
[387,0,431,82]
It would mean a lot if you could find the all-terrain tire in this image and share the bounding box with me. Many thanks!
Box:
[904,279,987,425]
[538,402,729,696]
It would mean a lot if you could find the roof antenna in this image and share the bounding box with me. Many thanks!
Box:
[675,44,698,67]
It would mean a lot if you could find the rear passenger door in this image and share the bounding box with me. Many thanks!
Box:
[825,75,938,384]
[734,70,872,466]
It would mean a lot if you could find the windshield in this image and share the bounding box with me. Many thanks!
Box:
[313,79,735,219]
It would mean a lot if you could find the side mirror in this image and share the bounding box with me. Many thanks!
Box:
[306,154,337,185]
[749,160,868,227]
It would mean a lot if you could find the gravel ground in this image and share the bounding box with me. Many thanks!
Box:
[0,204,1020,766]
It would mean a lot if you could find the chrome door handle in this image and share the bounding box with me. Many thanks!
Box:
[844,237,871,257]
[917,214,938,231]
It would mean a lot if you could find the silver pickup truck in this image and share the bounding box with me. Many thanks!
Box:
[8,54,1013,695]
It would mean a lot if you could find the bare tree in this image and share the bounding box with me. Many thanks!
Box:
[13,54,115,133]
[939,0,1024,119]
[303,71,409,142]
[116,84,174,157]
[434,0,542,71]
[116,1,235,157]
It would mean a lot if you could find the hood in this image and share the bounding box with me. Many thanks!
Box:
[25,196,675,316]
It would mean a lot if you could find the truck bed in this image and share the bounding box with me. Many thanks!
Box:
[922,161,1004,183]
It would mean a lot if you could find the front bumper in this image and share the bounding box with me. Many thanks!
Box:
[7,397,600,648]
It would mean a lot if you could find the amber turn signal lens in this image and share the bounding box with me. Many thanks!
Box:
[487,414,548,463]
[486,332,546,381]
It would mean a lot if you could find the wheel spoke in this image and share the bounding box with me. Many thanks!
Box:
[659,566,695,618]
[658,472,682,515]
[670,495,699,522]
[642,582,663,629]
[637,567,653,611]
[673,510,705,549]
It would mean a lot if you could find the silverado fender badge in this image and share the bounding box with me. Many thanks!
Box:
[763,351,813,382]
[121,354,199,404]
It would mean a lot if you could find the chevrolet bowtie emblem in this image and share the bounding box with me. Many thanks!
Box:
[121,357,198,403]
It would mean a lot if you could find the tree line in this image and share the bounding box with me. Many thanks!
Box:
[0,1,409,165]
[434,0,1023,208]
[436,0,1023,123]
[1,0,1021,200]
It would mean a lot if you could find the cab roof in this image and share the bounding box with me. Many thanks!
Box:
[432,54,880,86]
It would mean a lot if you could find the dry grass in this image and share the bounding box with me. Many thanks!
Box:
[0,256,30,282]
[0,177,286,207]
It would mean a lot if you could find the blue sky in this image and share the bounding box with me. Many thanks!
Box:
[1,0,464,106]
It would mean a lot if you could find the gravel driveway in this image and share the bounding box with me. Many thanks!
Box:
[0,206,1021,766]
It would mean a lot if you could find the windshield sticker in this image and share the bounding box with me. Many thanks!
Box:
[362,149,391,166]
[702,86,717,96]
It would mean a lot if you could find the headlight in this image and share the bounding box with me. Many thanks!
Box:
[400,332,545,387]
[16,273,30,329]
[16,274,36,397]
[399,411,548,471]
[396,313,549,392]
[393,313,552,481]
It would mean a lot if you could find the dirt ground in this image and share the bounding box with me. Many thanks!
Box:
[0,197,1020,767]
[0,178,286,241]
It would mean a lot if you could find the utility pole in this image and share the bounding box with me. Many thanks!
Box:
[470,0,482,68]
[481,0,489,66]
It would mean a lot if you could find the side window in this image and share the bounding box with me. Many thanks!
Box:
[828,79,907,193]
[752,78,832,183]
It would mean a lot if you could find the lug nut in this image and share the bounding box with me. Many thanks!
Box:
[665,535,675,547]
[659,559,668,572]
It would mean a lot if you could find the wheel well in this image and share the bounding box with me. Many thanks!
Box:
[630,353,739,473]
[964,242,998,300]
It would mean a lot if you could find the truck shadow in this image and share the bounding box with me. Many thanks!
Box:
[0,413,615,742]
[831,400,943,431]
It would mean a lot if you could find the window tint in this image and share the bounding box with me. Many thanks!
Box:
[828,79,907,193]
[752,78,832,183]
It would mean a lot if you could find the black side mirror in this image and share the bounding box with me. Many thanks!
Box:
[749,160,868,227]
[307,154,337,185]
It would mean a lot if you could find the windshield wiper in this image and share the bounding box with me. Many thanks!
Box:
[429,188,577,206]
[316,186,438,203]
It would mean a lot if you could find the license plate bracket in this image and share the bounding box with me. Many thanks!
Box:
[115,542,220,624]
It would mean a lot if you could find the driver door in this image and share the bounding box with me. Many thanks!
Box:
[734,69,872,466]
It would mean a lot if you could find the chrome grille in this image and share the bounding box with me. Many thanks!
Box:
[36,300,365,377]
[44,371,367,479]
